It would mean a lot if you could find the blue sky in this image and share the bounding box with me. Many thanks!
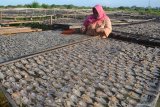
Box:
[1,0,160,7]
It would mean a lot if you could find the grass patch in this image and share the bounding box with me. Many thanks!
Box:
[22,23,53,30]
[156,96,160,107]
[0,90,10,107]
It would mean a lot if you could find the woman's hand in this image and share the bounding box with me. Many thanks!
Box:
[80,26,86,33]
[96,27,103,33]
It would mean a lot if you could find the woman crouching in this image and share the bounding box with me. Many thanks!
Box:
[82,4,112,38]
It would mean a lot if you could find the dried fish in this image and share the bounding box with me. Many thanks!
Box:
[0,72,5,79]
[7,88,13,94]
[78,100,87,107]
[93,102,104,107]
[22,96,31,105]
[21,59,28,64]
[94,97,107,105]
[116,93,124,100]
[26,85,33,91]
[14,73,22,80]
[125,85,133,90]
[8,76,16,82]
[79,86,85,92]
[129,92,141,100]
[72,88,81,97]
[1,66,8,71]
[65,100,75,107]
[127,97,137,105]
[36,95,44,101]
[6,70,14,76]
[70,95,78,103]
[82,94,93,104]
[96,90,107,98]
[19,79,27,85]
[14,62,23,68]
[108,96,118,107]
[29,92,36,99]
[3,81,11,88]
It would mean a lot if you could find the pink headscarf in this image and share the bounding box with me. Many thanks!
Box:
[83,4,109,27]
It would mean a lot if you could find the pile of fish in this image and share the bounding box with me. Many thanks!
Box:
[0,38,160,107]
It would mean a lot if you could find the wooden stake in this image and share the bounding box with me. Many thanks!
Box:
[0,27,42,35]
[0,10,2,20]
[50,15,53,25]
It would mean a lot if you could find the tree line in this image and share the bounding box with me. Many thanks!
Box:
[0,2,160,15]
[0,2,91,9]
[0,2,159,10]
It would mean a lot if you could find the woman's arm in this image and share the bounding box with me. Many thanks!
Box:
[85,23,97,36]
[96,18,112,37]
[80,26,87,34]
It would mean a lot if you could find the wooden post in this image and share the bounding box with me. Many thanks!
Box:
[25,9,27,21]
[54,9,57,20]
[14,10,17,21]
[50,15,53,25]
[14,17,17,21]
[18,10,20,19]
[25,9,28,17]
[26,9,27,14]
[0,10,2,20]
[75,10,77,19]
[45,9,46,15]
[53,9,55,16]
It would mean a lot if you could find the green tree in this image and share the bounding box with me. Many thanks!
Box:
[0,5,4,8]
[6,5,16,8]
[51,4,56,8]
[16,4,23,8]
[24,4,31,8]
[30,2,40,8]
[118,6,125,10]
[65,4,75,9]
[42,3,49,8]
[103,6,110,11]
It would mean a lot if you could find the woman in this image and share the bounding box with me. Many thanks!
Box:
[82,4,112,38]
